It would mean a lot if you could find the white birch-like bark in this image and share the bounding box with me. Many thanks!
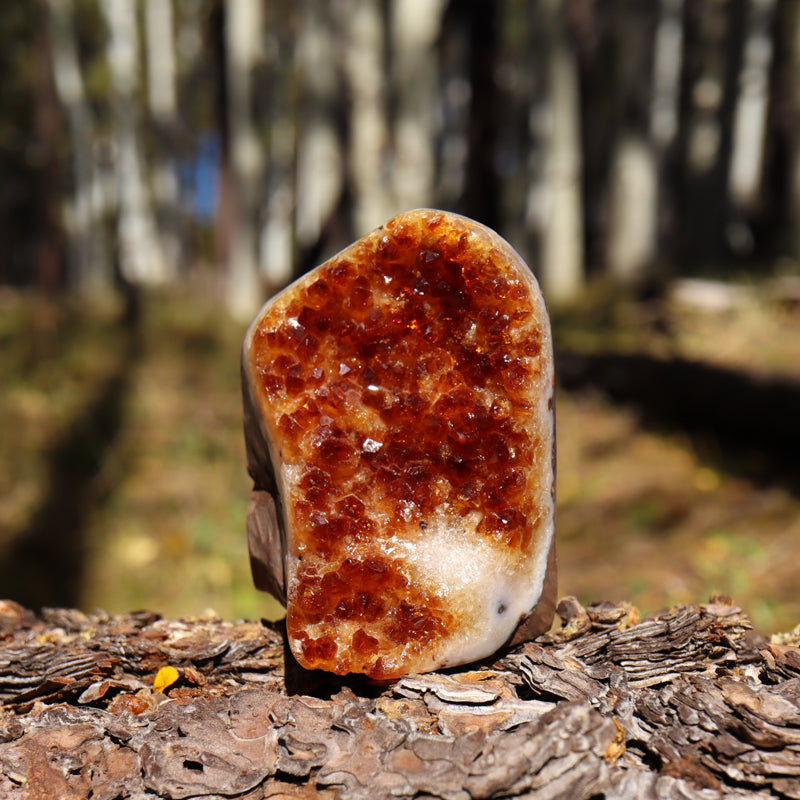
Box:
[251,0,295,290]
[342,0,393,232]
[260,118,296,291]
[145,0,177,120]
[49,0,110,294]
[225,0,265,319]
[102,0,168,286]
[607,135,658,281]
[295,1,343,248]
[728,0,776,210]
[539,0,584,303]
[144,0,180,278]
[650,0,684,150]
[390,0,447,212]
[260,185,294,290]
[607,3,659,282]
[295,123,342,248]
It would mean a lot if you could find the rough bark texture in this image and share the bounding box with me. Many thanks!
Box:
[1,595,799,799]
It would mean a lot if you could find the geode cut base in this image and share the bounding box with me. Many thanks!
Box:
[242,209,556,680]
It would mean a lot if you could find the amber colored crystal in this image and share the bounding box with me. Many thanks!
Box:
[242,209,555,679]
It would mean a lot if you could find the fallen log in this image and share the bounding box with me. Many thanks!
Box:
[1,596,799,799]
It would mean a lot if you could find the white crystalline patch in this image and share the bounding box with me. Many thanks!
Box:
[462,321,479,346]
[393,509,543,667]
[282,463,303,489]
[398,511,485,594]
[361,437,383,453]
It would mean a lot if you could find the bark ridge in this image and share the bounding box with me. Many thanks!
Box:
[1,596,799,799]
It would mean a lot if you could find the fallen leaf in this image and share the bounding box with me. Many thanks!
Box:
[604,716,626,763]
[152,666,180,694]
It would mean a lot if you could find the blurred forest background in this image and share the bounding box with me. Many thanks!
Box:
[2,0,800,634]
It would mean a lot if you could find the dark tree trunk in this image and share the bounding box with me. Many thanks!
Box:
[34,0,64,296]
[208,0,234,282]
[461,0,500,230]
[765,0,800,262]
[674,0,747,271]
[568,0,615,274]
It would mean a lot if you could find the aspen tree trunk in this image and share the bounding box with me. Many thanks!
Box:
[144,0,181,278]
[294,1,345,259]
[650,0,684,258]
[259,4,296,293]
[144,0,177,121]
[102,0,168,286]
[390,0,447,212]
[223,0,265,319]
[260,122,295,292]
[49,0,110,295]
[342,0,393,234]
[607,136,658,282]
[435,3,470,207]
[540,0,585,303]
[650,0,684,151]
[728,0,776,216]
[606,1,659,283]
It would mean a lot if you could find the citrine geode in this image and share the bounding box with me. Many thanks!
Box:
[242,209,556,679]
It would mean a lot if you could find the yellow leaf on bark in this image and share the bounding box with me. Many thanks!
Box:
[152,665,180,694]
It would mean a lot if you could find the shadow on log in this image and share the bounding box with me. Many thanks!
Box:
[1,596,799,798]
[557,349,800,490]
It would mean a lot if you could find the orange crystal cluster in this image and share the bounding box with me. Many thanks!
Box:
[244,209,554,679]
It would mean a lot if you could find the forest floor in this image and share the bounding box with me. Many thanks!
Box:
[1,276,799,635]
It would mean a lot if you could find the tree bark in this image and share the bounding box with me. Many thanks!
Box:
[223,0,265,320]
[540,0,585,303]
[461,0,501,231]
[259,3,298,292]
[144,0,182,280]
[674,0,747,269]
[34,0,64,296]
[102,0,169,287]
[728,0,777,217]
[342,0,393,234]
[605,1,659,284]
[390,0,447,213]
[294,0,346,262]
[2,596,798,799]
[766,0,800,262]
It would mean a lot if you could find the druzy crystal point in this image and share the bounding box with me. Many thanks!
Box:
[242,209,556,680]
